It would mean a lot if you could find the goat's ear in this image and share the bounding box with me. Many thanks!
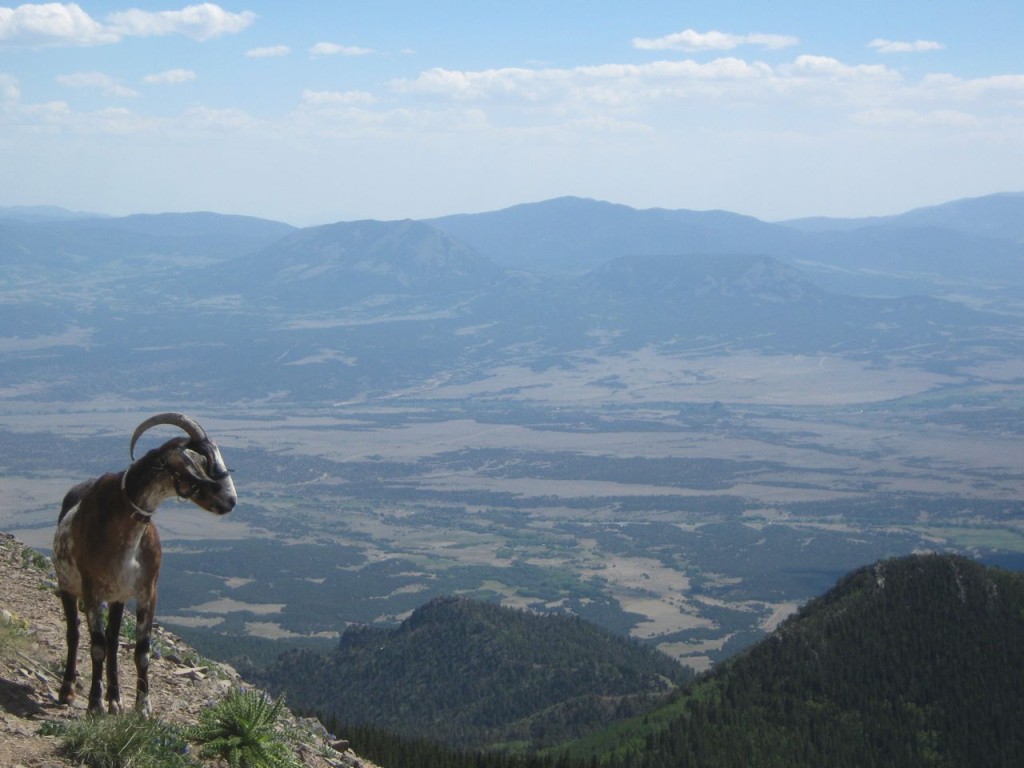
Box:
[164,448,198,477]
[181,449,219,482]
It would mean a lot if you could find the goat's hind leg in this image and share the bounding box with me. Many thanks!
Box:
[133,598,155,717]
[57,591,80,706]
[104,602,125,714]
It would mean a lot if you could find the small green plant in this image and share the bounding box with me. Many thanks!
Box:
[20,546,51,572]
[0,609,32,656]
[187,688,303,768]
[40,714,193,768]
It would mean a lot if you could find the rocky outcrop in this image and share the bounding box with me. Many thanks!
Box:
[0,532,378,768]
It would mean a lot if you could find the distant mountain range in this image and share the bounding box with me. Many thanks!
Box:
[1,192,1022,402]
[0,210,293,272]
[429,193,1024,294]
[5,191,1022,288]
[784,191,1024,239]
[0,205,101,222]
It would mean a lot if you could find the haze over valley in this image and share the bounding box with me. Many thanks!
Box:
[2,193,1023,672]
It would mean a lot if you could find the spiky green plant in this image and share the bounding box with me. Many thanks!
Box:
[40,714,193,768]
[187,689,303,768]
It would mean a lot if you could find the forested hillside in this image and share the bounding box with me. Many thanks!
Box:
[568,553,1024,768]
[255,596,693,750]
[265,554,1024,768]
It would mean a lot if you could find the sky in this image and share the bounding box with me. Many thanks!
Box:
[1,1,1023,225]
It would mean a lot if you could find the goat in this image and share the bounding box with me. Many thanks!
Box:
[53,413,237,716]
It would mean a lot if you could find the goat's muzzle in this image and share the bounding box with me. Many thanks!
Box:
[213,495,237,515]
[211,470,238,515]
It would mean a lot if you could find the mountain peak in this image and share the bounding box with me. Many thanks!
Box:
[582,553,1024,767]
[802,552,1006,620]
[236,218,502,304]
[430,197,789,274]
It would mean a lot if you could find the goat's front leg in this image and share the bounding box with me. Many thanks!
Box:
[104,602,125,714]
[58,591,80,706]
[84,602,106,715]
[133,595,156,717]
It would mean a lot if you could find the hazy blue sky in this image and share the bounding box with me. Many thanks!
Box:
[2,2,1022,224]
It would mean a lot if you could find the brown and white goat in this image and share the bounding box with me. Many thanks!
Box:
[53,413,237,716]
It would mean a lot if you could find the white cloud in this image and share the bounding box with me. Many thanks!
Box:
[18,102,161,134]
[19,98,71,121]
[86,105,156,134]
[920,72,1024,103]
[246,44,290,58]
[395,65,546,100]
[107,3,254,41]
[633,28,798,52]
[301,88,376,106]
[955,73,1024,95]
[852,107,980,128]
[0,2,253,46]
[143,68,197,85]
[786,55,898,80]
[388,54,952,137]
[869,38,944,54]
[181,104,254,129]
[0,2,118,46]
[56,70,138,97]
[0,71,21,102]
[309,41,373,57]
[579,58,770,81]
[394,57,778,105]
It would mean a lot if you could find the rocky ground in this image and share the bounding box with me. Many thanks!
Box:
[0,532,378,768]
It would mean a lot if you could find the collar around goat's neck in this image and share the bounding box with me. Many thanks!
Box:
[121,467,155,525]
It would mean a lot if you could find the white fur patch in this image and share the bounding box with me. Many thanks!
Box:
[53,504,82,596]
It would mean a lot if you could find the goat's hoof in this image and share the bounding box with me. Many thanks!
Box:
[107,698,124,715]
[58,687,75,707]
[135,696,152,719]
[87,703,104,717]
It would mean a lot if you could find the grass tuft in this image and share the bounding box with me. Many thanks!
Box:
[40,714,193,768]
[0,608,33,656]
[20,546,51,572]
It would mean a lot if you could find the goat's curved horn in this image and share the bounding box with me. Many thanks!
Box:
[130,413,208,460]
